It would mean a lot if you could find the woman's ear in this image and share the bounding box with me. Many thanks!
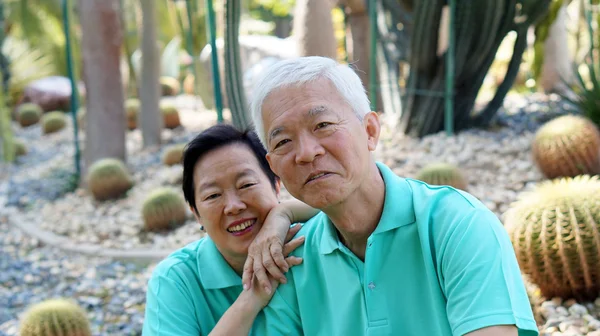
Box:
[275,178,281,196]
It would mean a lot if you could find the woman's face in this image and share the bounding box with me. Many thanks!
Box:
[192,143,280,262]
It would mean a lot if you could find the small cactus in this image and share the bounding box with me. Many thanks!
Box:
[160,103,181,129]
[160,76,180,96]
[183,73,195,95]
[13,138,27,156]
[41,111,67,134]
[86,158,133,201]
[19,298,91,336]
[17,103,42,127]
[504,175,600,300]
[162,143,185,166]
[415,162,467,190]
[142,187,188,231]
[532,114,600,178]
[125,99,140,130]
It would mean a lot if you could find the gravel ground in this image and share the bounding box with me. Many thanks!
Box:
[0,92,595,335]
[0,209,153,336]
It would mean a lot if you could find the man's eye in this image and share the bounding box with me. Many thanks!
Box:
[240,183,256,189]
[274,139,290,149]
[316,122,331,129]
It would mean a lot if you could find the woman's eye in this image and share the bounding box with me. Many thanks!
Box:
[204,194,220,201]
[274,139,290,149]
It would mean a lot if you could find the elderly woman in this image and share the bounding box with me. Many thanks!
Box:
[142,124,318,336]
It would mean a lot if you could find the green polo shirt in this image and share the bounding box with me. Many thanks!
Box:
[142,237,246,335]
[254,162,538,336]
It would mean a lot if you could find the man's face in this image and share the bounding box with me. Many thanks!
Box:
[261,77,380,210]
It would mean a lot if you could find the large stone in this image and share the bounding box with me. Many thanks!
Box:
[20,76,86,113]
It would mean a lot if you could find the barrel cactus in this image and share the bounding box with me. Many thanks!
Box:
[14,138,27,157]
[159,103,181,129]
[162,143,185,166]
[125,99,140,130]
[532,114,600,178]
[17,103,42,127]
[160,76,180,96]
[41,111,67,134]
[86,158,134,201]
[141,187,188,231]
[415,162,467,191]
[19,298,91,336]
[504,175,600,300]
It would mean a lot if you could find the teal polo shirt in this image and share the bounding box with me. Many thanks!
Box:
[142,237,247,335]
[254,162,538,336]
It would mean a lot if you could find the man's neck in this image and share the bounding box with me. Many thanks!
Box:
[324,163,386,261]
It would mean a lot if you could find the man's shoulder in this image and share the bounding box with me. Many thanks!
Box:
[404,177,489,215]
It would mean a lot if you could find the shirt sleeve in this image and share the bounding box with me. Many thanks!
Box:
[142,268,202,336]
[250,272,303,336]
[439,208,539,336]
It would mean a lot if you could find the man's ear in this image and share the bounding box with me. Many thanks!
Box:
[363,111,381,151]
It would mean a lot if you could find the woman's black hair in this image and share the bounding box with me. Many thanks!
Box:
[181,124,278,215]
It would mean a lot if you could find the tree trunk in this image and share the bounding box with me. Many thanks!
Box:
[139,0,162,147]
[293,0,337,58]
[539,4,573,93]
[79,0,126,170]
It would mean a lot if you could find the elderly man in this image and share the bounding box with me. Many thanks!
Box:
[245,56,538,336]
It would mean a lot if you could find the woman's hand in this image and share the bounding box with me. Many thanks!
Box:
[242,220,304,293]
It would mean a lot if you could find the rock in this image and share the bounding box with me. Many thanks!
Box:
[557,306,569,316]
[20,76,85,112]
[568,303,588,317]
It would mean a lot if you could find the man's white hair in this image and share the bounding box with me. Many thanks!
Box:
[249,56,372,146]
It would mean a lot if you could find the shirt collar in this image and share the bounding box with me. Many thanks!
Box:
[319,161,416,255]
[197,237,242,289]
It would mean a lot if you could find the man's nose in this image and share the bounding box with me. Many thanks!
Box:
[295,134,325,164]
[224,193,246,215]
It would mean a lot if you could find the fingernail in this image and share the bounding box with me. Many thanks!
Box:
[243,284,249,290]
[280,277,287,284]
[265,286,271,295]
[299,236,305,240]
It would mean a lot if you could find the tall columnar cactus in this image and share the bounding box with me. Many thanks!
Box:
[504,175,600,300]
[389,0,551,137]
[415,162,467,190]
[19,298,91,336]
[532,114,600,178]
[224,0,251,130]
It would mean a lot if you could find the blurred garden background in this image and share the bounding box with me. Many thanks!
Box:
[1,0,600,335]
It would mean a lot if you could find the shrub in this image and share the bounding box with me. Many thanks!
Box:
[160,103,181,129]
[532,114,600,179]
[160,76,180,96]
[86,158,133,201]
[504,175,600,300]
[19,298,91,336]
[162,143,185,166]
[415,162,467,191]
[41,111,67,134]
[17,103,42,127]
[142,187,187,231]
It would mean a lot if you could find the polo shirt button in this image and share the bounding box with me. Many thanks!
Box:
[368,282,376,290]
